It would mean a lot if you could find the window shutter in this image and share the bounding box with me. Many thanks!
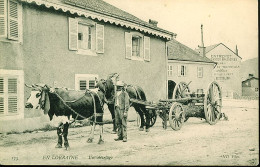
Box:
[0,0,7,37]
[89,80,95,89]
[144,36,150,61]
[7,0,19,40]
[8,78,17,113]
[96,24,104,53]
[125,32,132,59]
[201,67,203,78]
[68,17,78,50]
[197,67,199,78]
[0,77,4,113]
[79,80,87,90]
[0,77,3,94]
[177,65,181,77]
[184,66,187,76]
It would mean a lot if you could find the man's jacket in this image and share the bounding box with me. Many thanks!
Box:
[115,91,130,113]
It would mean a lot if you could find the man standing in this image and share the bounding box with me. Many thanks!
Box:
[114,80,130,142]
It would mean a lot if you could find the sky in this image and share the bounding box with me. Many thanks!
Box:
[104,0,258,61]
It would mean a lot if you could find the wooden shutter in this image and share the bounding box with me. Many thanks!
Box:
[8,78,17,113]
[79,80,87,90]
[125,32,132,59]
[89,80,95,89]
[0,77,4,113]
[7,0,19,40]
[96,24,104,53]
[68,17,78,50]
[0,0,6,37]
[177,65,181,77]
[197,67,203,78]
[200,67,203,78]
[144,36,150,61]
[184,66,187,76]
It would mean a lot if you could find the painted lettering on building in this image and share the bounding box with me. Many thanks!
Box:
[211,55,238,61]
[211,54,240,81]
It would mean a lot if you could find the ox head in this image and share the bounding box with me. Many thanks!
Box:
[25,84,52,115]
[95,73,119,101]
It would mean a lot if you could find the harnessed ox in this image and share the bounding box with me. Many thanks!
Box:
[25,84,105,150]
[96,73,151,132]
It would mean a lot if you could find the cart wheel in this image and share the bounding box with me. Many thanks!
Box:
[172,81,191,122]
[204,81,222,125]
[149,109,157,127]
[172,81,191,99]
[169,102,185,130]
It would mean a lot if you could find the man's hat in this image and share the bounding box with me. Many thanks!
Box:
[116,80,125,87]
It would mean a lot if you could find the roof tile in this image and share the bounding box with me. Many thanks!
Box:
[167,39,215,63]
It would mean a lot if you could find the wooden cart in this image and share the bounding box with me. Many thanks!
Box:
[132,81,225,130]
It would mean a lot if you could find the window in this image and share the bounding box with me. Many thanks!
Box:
[125,32,150,61]
[178,65,186,77]
[0,69,24,118]
[132,35,141,57]
[197,67,203,78]
[168,65,173,77]
[0,0,22,42]
[75,74,98,91]
[69,17,104,55]
[78,24,91,50]
[255,88,258,92]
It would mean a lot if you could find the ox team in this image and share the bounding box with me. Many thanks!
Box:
[25,79,131,147]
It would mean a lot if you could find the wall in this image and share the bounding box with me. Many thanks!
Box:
[167,60,215,94]
[21,4,166,101]
[206,44,242,97]
[0,3,167,132]
[242,79,259,96]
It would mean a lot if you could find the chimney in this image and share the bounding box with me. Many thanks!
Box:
[235,45,239,55]
[199,24,206,57]
[149,19,158,27]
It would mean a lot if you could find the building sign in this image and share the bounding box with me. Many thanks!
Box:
[211,55,238,61]
[211,55,240,81]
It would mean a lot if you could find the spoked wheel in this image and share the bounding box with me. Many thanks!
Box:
[169,102,185,130]
[172,81,191,122]
[149,109,157,127]
[204,81,222,125]
[172,81,191,99]
[136,109,157,127]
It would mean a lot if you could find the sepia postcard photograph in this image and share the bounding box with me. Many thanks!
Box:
[0,0,258,165]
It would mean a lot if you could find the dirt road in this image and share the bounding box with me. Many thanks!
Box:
[0,99,258,165]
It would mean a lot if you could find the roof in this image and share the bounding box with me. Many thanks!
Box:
[19,0,175,39]
[242,76,259,83]
[167,39,216,64]
[195,43,242,59]
[64,0,175,36]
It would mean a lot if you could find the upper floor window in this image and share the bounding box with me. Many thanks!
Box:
[0,0,22,42]
[125,32,150,62]
[197,67,203,78]
[178,65,186,77]
[69,17,104,55]
[132,35,141,57]
[78,23,92,50]
[168,65,173,77]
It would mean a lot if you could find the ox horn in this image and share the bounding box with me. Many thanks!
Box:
[25,84,33,88]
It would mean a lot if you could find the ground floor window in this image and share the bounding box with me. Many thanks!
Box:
[75,74,98,91]
[0,69,24,117]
